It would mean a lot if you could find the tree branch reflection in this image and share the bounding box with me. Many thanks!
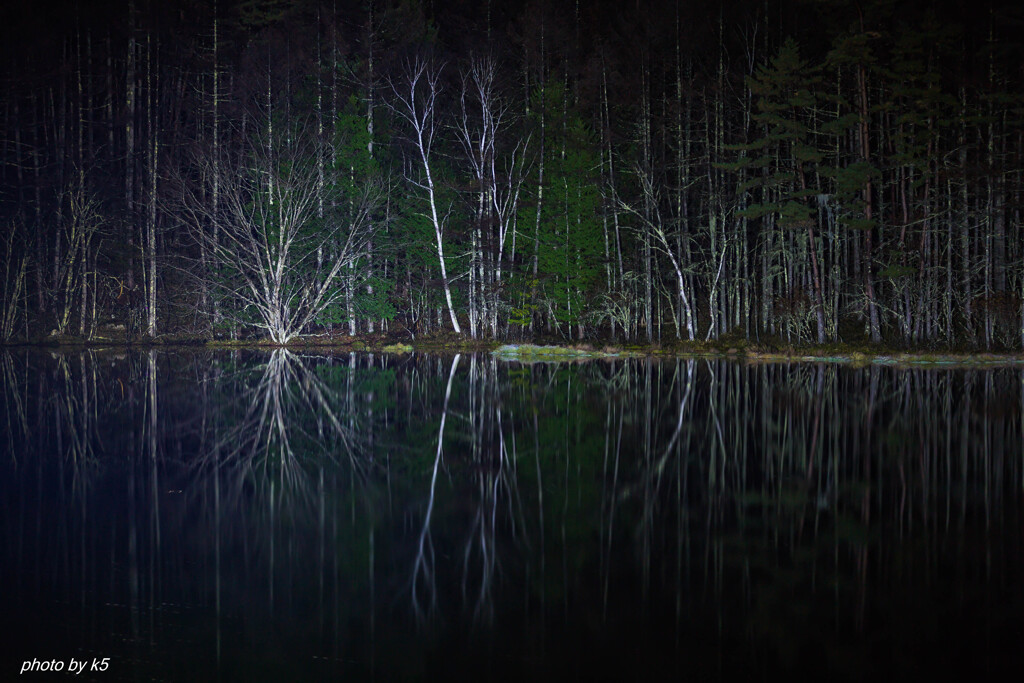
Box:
[198,349,370,501]
[412,353,460,623]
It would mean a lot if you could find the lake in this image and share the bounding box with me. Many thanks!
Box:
[1,349,1022,681]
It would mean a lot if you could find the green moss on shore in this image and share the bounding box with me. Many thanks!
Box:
[493,344,625,360]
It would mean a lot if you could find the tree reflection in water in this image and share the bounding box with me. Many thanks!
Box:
[0,350,1022,680]
[411,353,459,623]
[198,348,368,497]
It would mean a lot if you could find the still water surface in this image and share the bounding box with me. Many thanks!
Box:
[1,349,1022,681]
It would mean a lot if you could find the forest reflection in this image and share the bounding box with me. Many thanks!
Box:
[1,350,1021,681]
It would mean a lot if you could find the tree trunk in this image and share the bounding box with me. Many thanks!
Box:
[857,62,880,343]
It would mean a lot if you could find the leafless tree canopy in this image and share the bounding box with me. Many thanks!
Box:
[173,119,382,343]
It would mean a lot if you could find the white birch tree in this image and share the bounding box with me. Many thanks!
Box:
[454,56,528,338]
[175,120,381,344]
[388,57,463,335]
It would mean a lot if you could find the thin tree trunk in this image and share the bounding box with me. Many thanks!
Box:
[857,61,880,343]
[146,33,157,338]
[126,2,136,297]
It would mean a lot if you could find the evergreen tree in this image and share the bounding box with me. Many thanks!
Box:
[522,82,602,338]
[735,38,828,342]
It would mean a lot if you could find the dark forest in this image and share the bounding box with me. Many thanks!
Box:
[1,0,1022,348]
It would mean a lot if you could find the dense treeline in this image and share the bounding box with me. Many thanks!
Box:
[1,0,1022,347]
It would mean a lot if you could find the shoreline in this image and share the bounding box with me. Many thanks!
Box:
[5,334,1024,367]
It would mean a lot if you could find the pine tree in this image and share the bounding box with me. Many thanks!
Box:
[524,81,602,338]
[733,38,828,342]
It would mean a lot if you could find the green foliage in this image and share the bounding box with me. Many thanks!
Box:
[737,39,824,229]
[332,95,379,205]
[355,275,397,321]
[778,200,815,230]
[505,275,539,328]
[878,263,916,280]
[522,81,604,330]
[236,0,296,29]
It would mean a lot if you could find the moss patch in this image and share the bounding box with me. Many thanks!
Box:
[492,344,635,361]
[381,343,414,353]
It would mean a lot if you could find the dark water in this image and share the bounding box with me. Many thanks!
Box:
[1,349,1022,681]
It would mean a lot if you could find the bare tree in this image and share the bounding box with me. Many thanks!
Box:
[617,163,696,340]
[53,182,104,336]
[0,223,29,341]
[454,56,529,338]
[388,57,462,335]
[174,120,381,344]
